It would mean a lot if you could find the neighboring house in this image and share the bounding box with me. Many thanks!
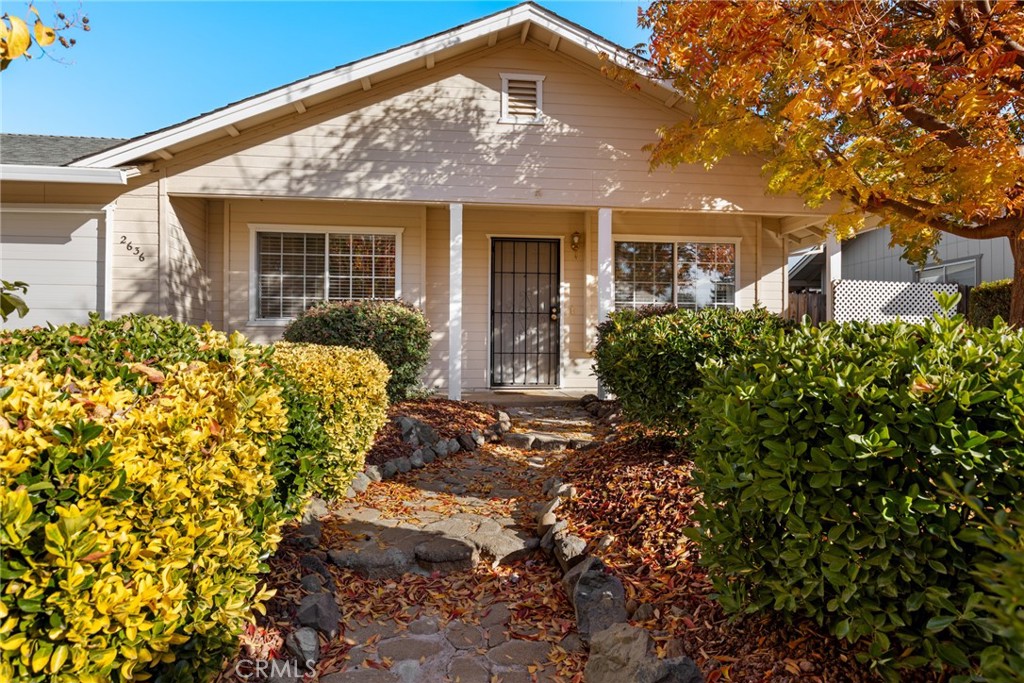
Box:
[790,227,1014,293]
[0,2,828,398]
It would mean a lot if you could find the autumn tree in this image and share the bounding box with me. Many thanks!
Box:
[0,3,88,70]
[641,1,1024,325]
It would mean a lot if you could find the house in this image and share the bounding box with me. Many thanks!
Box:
[789,227,1014,320]
[0,2,829,399]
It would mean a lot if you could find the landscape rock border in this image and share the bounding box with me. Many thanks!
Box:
[536,403,705,683]
[349,414,490,497]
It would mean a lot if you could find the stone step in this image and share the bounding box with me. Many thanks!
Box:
[326,515,539,579]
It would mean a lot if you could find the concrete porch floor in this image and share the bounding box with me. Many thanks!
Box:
[460,388,590,406]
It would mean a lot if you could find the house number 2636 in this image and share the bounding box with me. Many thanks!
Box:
[119,235,146,262]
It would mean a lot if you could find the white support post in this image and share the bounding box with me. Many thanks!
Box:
[102,202,117,319]
[597,208,613,399]
[597,208,613,323]
[448,204,463,400]
[825,233,842,321]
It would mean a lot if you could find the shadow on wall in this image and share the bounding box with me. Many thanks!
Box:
[166,197,211,325]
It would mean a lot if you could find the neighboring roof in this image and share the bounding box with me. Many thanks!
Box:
[788,246,825,286]
[1,134,126,166]
[71,2,673,169]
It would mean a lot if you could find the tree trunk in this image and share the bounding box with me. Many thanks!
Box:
[1011,227,1024,328]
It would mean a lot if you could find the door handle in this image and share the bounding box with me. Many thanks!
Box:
[550,306,559,321]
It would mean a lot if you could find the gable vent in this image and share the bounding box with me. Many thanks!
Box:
[507,80,539,117]
[500,73,545,123]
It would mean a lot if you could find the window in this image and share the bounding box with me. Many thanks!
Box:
[915,257,980,287]
[614,240,737,310]
[253,227,400,320]
[500,73,544,123]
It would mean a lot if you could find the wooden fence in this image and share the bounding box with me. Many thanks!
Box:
[786,290,826,325]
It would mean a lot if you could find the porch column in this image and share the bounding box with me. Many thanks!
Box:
[824,233,842,321]
[597,208,613,399]
[448,203,463,400]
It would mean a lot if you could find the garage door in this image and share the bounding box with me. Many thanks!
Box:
[1,208,105,329]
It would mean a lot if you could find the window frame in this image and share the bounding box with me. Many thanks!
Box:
[499,72,545,124]
[913,255,981,287]
[248,223,404,325]
[612,234,742,311]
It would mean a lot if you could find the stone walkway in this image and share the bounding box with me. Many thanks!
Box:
[298,404,609,683]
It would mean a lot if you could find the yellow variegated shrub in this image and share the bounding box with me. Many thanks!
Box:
[272,343,389,498]
[0,358,288,683]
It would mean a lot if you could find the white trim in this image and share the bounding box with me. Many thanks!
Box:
[484,234,567,390]
[0,164,126,184]
[70,4,675,168]
[0,203,112,214]
[611,234,743,310]
[102,202,116,319]
[246,223,405,325]
[448,204,463,400]
[825,233,842,320]
[597,208,613,323]
[499,72,545,124]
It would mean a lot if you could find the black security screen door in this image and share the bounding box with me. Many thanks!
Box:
[490,238,560,387]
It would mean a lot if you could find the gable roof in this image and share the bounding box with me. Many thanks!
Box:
[71,2,673,169]
[1,134,126,166]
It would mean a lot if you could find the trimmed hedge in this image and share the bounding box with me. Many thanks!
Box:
[689,316,1024,674]
[964,509,1024,683]
[0,343,287,681]
[282,300,431,402]
[272,342,390,498]
[593,306,790,434]
[0,314,328,516]
[969,279,1012,328]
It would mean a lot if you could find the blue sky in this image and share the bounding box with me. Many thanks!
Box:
[1,1,649,138]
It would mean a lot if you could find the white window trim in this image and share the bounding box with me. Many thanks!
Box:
[248,223,404,325]
[499,72,545,125]
[914,255,981,286]
[612,234,743,310]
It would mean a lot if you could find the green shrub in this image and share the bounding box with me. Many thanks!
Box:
[0,342,287,682]
[689,316,1024,675]
[960,506,1024,683]
[282,300,431,402]
[593,306,790,434]
[969,279,1013,328]
[0,314,328,516]
[272,343,390,498]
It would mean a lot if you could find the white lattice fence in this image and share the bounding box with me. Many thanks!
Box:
[833,280,958,323]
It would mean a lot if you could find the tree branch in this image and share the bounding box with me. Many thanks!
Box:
[858,193,1018,239]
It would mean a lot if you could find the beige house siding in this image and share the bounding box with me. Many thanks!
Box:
[159,41,813,216]
[220,199,425,344]
[206,200,227,328]
[166,196,209,324]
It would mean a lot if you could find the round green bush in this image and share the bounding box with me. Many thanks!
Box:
[593,306,790,434]
[282,300,431,402]
[689,315,1024,674]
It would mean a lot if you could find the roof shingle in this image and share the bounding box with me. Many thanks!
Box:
[0,134,127,167]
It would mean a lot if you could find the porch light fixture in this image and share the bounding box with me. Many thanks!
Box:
[570,231,582,259]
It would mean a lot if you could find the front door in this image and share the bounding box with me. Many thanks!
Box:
[490,238,560,387]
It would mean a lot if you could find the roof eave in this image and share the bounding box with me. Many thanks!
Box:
[69,3,667,169]
[0,164,127,184]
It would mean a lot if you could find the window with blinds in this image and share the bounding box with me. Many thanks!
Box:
[500,73,544,123]
[256,230,398,319]
[614,240,737,311]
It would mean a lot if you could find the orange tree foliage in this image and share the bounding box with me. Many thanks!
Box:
[641,1,1024,325]
[0,3,87,71]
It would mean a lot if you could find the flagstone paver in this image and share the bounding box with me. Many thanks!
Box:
[306,403,607,682]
